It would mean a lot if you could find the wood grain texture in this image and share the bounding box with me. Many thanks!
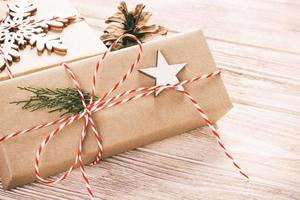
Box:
[1,0,300,199]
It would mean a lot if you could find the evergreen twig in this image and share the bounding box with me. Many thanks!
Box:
[11,87,98,116]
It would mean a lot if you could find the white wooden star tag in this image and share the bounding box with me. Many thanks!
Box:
[139,51,186,96]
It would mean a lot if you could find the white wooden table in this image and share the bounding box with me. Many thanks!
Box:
[1,0,299,199]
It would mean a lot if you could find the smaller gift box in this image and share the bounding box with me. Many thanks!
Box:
[0,30,233,191]
[0,0,106,81]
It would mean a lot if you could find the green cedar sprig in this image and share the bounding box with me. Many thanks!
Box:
[10,87,98,116]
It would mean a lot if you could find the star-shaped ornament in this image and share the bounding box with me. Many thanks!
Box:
[139,51,186,96]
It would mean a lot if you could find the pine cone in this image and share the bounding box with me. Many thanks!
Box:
[100,1,168,50]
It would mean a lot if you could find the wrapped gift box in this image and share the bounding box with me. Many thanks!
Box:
[0,0,107,81]
[0,30,232,189]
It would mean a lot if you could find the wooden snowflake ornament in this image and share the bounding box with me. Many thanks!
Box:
[0,43,20,71]
[0,1,80,72]
[8,1,37,19]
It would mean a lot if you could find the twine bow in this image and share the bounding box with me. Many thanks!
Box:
[0,34,249,200]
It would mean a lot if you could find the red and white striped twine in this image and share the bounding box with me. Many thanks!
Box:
[0,34,249,199]
[2,14,84,30]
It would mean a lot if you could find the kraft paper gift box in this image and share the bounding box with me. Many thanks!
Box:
[0,0,107,81]
[0,30,232,189]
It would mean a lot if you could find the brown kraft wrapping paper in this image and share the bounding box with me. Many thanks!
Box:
[0,30,232,189]
[0,0,107,81]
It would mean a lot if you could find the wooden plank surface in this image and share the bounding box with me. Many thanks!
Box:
[1,0,300,199]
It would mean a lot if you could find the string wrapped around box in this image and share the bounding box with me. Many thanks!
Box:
[0,34,249,200]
